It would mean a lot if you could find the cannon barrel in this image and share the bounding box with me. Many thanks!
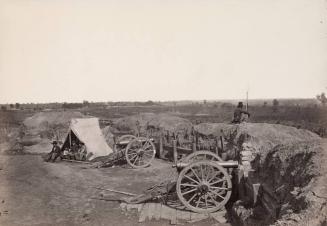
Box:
[173,160,239,169]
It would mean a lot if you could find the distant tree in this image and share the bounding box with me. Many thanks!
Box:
[9,104,14,109]
[82,100,89,107]
[1,106,6,111]
[145,100,154,106]
[15,103,20,109]
[272,99,279,112]
[203,100,207,105]
[316,92,327,106]
[62,102,83,109]
[263,101,267,107]
[221,102,233,108]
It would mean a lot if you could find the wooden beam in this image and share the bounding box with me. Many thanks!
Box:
[61,159,91,164]
[94,187,137,196]
[173,140,178,164]
[159,135,164,159]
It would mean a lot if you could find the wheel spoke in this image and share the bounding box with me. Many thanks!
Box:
[180,183,198,187]
[196,196,202,208]
[205,194,208,209]
[209,178,226,186]
[184,174,200,185]
[207,192,220,205]
[132,156,139,165]
[207,170,224,183]
[209,189,226,200]
[181,188,197,196]
[190,168,201,183]
[127,153,137,158]
[129,154,137,160]
[204,164,211,181]
[187,193,197,204]
[143,142,152,149]
[200,165,204,180]
[207,171,218,183]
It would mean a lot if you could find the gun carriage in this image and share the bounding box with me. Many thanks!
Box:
[97,134,156,168]
[172,151,238,213]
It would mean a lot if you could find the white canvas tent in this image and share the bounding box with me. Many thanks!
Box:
[62,118,113,160]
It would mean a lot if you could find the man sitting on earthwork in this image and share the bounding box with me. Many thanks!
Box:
[45,141,62,162]
[232,102,251,123]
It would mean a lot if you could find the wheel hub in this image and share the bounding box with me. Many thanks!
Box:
[198,183,209,193]
[137,149,144,157]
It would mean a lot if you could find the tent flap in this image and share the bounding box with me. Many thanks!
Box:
[67,118,113,160]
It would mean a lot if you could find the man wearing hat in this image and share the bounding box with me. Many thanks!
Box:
[45,141,62,162]
[232,102,251,123]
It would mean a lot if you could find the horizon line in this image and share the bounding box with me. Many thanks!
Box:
[0,97,318,105]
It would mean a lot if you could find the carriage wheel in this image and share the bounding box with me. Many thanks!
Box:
[176,160,232,213]
[125,137,156,168]
[114,135,137,152]
[184,150,223,162]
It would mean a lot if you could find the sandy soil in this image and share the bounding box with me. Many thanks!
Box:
[0,153,225,226]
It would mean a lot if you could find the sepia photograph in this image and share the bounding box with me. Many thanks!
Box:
[0,0,326,225]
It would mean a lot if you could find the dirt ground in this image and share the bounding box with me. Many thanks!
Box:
[0,151,227,226]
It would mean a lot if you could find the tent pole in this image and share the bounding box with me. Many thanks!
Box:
[69,131,71,147]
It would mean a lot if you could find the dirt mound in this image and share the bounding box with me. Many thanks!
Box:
[236,123,320,161]
[23,111,85,130]
[19,111,86,154]
[113,113,193,135]
[224,123,325,226]
[194,123,235,137]
[147,114,193,134]
[101,126,117,148]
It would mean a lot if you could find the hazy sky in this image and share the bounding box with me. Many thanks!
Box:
[0,0,326,103]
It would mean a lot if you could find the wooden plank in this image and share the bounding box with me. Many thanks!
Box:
[210,210,227,223]
[127,204,141,212]
[170,208,177,225]
[220,135,224,152]
[138,203,149,223]
[190,212,208,223]
[177,209,191,221]
[137,203,144,213]
[160,205,174,221]
[147,203,156,220]
[154,203,162,220]
[192,142,196,152]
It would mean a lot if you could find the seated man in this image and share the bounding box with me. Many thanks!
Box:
[232,102,250,123]
[69,141,79,160]
[62,147,70,159]
[45,141,61,162]
[75,142,87,161]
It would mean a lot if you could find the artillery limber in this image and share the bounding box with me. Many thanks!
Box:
[96,134,156,168]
